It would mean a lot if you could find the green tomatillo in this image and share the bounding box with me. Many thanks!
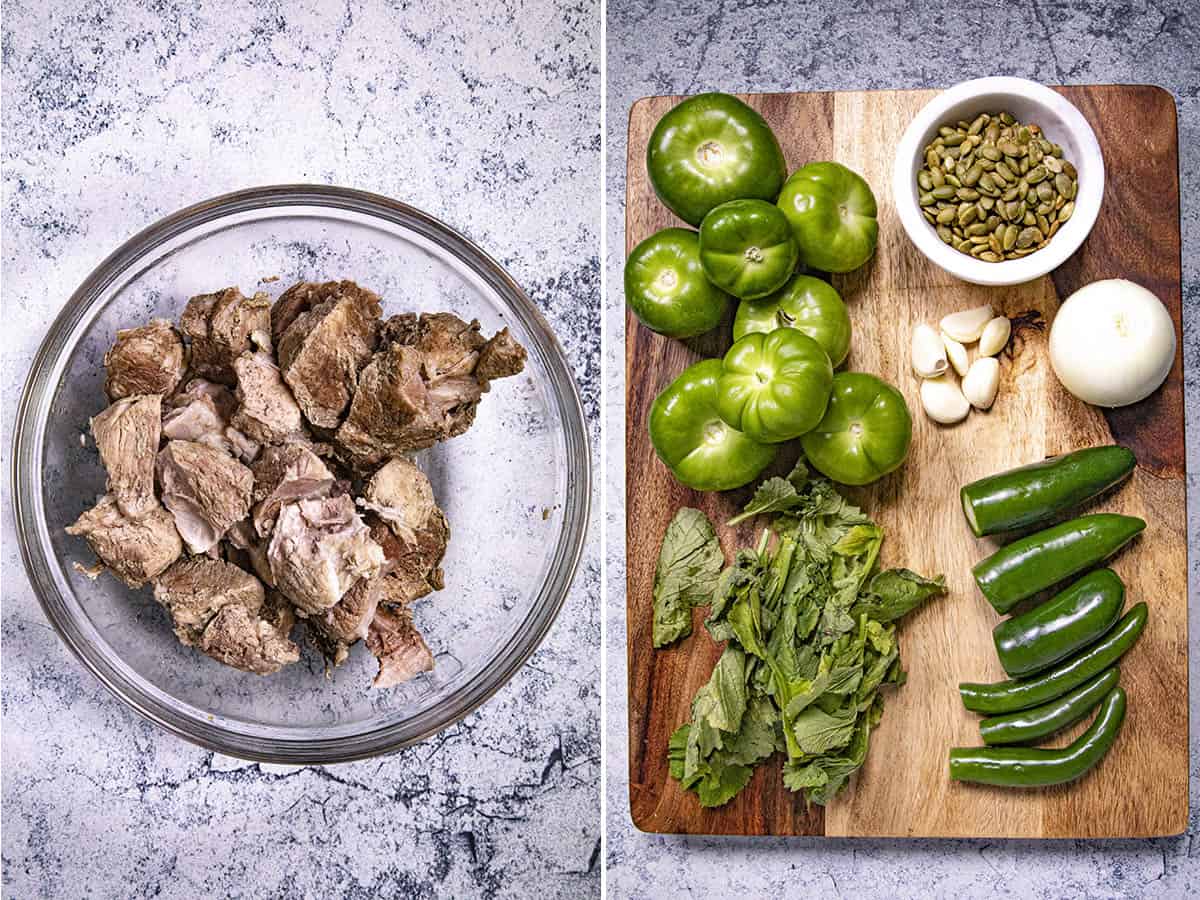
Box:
[732,273,851,366]
[777,162,878,273]
[800,372,912,485]
[698,199,799,300]
[625,227,730,337]
[646,92,787,227]
[649,359,776,491]
[717,329,833,444]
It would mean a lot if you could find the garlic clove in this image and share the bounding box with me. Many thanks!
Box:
[962,357,1001,409]
[943,334,970,377]
[920,373,971,424]
[978,317,1012,357]
[940,304,994,343]
[911,323,949,378]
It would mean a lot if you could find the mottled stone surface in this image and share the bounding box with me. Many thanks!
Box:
[605,1,1200,896]
[2,1,599,898]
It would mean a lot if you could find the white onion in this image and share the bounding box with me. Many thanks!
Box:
[1049,279,1176,408]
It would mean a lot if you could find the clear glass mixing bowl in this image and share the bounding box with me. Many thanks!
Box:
[11,185,591,763]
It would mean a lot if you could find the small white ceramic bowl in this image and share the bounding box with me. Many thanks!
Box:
[893,77,1104,286]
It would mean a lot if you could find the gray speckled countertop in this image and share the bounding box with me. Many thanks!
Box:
[2,1,599,897]
[605,1,1200,896]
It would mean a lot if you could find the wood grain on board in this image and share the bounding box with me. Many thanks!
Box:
[624,86,1187,838]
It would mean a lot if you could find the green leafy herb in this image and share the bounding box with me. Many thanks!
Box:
[652,508,725,647]
[667,469,946,808]
[726,459,810,526]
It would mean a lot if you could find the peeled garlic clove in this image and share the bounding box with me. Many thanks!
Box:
[978,316,1012,357]
[962,357,1001,409]
[911,323,949,378]
[943,334,970,377]
[940,304,994,343]
[920,373,971,424]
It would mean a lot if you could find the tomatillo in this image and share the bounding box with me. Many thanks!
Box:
[649,359,776,491]
[733,273,851,366]
[625,227,730,337]
[698,200,799,300]
[800,372,912,485]
[777,162,878,273]
[717,329,833,444]
[646,92,787,227]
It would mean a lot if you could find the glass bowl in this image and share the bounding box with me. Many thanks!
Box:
[11,185,591,763]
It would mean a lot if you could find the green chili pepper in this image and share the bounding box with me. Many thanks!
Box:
[960,603,1146,714]
[979,667,1120,746]
[950,687,1126,787]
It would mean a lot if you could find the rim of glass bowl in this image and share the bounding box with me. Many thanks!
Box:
[11,184,592,763]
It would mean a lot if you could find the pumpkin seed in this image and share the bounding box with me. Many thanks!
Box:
[919,192,935,207]
[930,166,945,187]
[1062,160,1077,179]
[980,195,996,211]
[980,145,1001,162]
[917,170,933,191]
[988,232,1003,254]
[1017,126,1032,144]
[1022,210,1037,227]
[945,173,963,188]
[968,114,987,135]
[1037,213,1051,233]
[1059,200,1075,222]
[998,140,1022,156]
[994,162,1014,182]
[1002,223,1018,250]
[980,250,1001,262]
[962,165,983,186]
[936,207,957,224]
[1015,226,1041,249]
[1026,165,1048,184]
[1036,182,1055,202]
[1055,173,1076,199]
[925,149,940,169]
[956,239,974,253]
[1048,219,1062,238]
[937,225,954,244]
[959,205,980,227]
[931,186,956,200]
[965,222,990,236]
[957,187,980,201]
[1043,155,1063,174]
[1000,112,1015,125]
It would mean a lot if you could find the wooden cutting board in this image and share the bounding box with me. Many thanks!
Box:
[624,85,1188,838]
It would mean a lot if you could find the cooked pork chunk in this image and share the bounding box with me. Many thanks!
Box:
[90,394,161,519]
[270,280,354,345]
[103,319,186,401]
[334,313,525,468]
[200,601,299,675]
[231,351,305,444]
[267,495,384,614]
[163,379,260,463]
[153,557,298,674]
[181,287,272,384]
[366,605,434,688]
[333,344,436,468]
[154,556,265,643]
[308,576,381,667]
[357,457,449,603]
[277,282,381,428]
[476,328,528,384]
[249,443,335,537]
[156,440,254,554]
[66,495,182,588]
